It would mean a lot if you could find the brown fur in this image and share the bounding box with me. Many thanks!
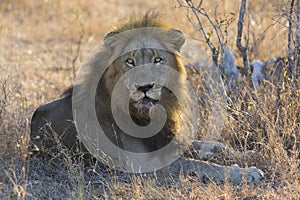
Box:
[30,13,263,183]
[30,13,188,155]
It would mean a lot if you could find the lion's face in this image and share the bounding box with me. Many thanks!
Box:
[101,30,186,122]
[123,48,172,112]
[119,47,183,115]
[73,15,200,157]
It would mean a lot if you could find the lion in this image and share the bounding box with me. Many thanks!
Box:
[30,13,263,183]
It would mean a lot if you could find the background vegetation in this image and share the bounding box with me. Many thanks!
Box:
[0,0,299,199]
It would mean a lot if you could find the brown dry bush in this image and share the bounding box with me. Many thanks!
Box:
[0,0,299,199]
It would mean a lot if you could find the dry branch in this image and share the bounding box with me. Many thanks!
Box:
[72,21,85,80]
[293,0,299,80]
[236,0,250,73]
[287,0,299,82]
[287,0,295,62]
[177,0,228,65]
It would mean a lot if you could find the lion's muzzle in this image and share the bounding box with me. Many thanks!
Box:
[129,83,162,114]
[136,83,154,93]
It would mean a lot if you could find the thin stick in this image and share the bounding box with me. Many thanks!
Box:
[293,0,299,80]
[287,0,295,66]
[236,0,250,72]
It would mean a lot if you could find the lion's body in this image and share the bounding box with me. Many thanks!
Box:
[30,13,263,183]
[31,14,188,156]
[94,48,185,153]
[30,94,75,152]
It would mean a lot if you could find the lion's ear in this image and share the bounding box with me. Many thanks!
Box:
[167,29,185,51]
[104,31,119,40]
[103,31,119,46]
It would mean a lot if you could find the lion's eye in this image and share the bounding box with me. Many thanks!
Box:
[153,57,163,64]
[125,58,135,68]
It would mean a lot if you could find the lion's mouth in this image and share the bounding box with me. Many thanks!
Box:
[134,96,159,114]
[142,96,159,104]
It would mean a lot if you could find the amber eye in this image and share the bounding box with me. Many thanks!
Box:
[154,56,163,64]
[125,58,135,68]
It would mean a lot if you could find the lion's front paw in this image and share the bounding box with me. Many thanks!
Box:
[227,164,264,184]
[246,166,264,183]
[196,161,264,184]
[190,140,227,160]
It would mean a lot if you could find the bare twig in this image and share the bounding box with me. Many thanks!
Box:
[200,8,224,47]
[196,0,203,10]
[184,0,218,63]
[264,56,282,68]
[236,0,250,73]
[293,0,299,80]
[177,0,230,66]
[0,72,9,121]
[251,19,282,58]
[72,20,84,80]
[246,0,251,57]
[287,0,295,66]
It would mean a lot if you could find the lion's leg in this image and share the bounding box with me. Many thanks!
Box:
[159,157,263,184]
[190,140,227,160]
[189,140,256,161]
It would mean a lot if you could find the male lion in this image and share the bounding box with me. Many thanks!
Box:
[30,13,263,183]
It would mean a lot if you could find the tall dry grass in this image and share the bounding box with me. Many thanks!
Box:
[0,0,299,199]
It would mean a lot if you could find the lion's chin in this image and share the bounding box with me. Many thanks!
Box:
[134,97,159,115]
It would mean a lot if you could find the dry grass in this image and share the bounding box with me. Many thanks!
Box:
[0,0,299,199]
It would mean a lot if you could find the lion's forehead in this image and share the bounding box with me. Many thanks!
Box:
[130,49,156,64]
[122,35,165,54]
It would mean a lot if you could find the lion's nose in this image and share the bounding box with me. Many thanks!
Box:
[137,84,154,93]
